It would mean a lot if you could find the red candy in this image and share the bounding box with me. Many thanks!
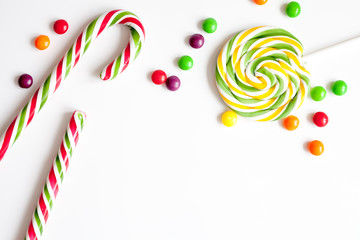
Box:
[54,19,69,34]
[313,112,328,127]
[151,70,167,85]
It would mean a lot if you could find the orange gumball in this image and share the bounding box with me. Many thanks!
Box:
[35,35,50,50]
[253,0,268,5]
[283,115,299,131]
[308,140,324,156]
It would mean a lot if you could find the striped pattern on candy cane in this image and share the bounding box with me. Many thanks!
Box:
[0,10,145,162]
[215,26,310,121]
[25,111,86,240]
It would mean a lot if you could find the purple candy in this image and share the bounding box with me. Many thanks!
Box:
[166,76,181,91]
[18,74,33,89]
[189,34,205,49]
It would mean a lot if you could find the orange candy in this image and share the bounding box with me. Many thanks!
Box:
[283,115,299,131]
[35,35,50,50]
[308,140,324,156]
[253,0,268,5]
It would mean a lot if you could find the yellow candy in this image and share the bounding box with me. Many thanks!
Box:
[222,111,237,127]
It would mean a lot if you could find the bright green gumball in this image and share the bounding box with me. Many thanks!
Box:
[178,55,193,70]
[310,86,327,101]
[202,18,217,33]
[286,1,301,18]
[332,80,347,96]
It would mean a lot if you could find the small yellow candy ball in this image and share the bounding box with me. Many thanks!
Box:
[221,111,237,127]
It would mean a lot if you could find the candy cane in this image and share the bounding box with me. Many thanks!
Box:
[25,111,86,240]
[0,9,145,162]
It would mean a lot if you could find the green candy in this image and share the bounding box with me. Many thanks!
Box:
[310,86,326,101]
[332,80,347,96]
[286,1,301,18]
[178,55,193,70]
[202,18,217,33]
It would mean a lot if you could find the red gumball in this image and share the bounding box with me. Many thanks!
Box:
[151,70,167,85]
[313,112,328,127]
[54,19,69,34]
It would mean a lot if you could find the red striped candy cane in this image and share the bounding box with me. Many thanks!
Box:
[0,9,145,162]
[25,111,86,240]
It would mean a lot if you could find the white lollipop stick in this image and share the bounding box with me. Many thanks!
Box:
[303,35,360,63]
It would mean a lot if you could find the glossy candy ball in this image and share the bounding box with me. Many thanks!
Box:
[313,112,328,127]
[178,55,193,70]
[286,1,301,18]
[18,74,33,88]
[283,115,299,131]
[151,70,167,85]
[253,0,268,5]
[202,18,217,33]
[53,19,69,34]
[332,80,347,96]
[222,110,237,127]
[189,34,205,49]
[166,76,181,91]
[310,86,326,101]
[35,35,50,50]
[308,140,324,156]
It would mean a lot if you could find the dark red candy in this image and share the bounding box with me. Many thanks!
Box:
[18,74,33,88]
[189,34,205,49]
[313,112,328,127]
[166,76,181,91]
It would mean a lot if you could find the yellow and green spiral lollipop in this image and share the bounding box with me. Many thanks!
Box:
[216,26,310,121]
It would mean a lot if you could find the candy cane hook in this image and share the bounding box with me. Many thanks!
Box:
[0,10,145,162]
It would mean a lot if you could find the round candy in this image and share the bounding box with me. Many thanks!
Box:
[215,26,310,121]
[53,19,69,34]
[35,35,50,50]
[332,80,347,96]
[151,70,167,85]
[202,18,217,33]
[222,110,237,127]
[166,76,181,91]
[283,115,299,131]
[310,86,326,101]
[313,112,328,127]
[308,140,324,156]
[253,0,268,5]
[286,1,301,18]
[178,55,193,70]
[18,74,33,88]
[189,34,205,49]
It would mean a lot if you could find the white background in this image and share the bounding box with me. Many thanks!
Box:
[0,0,360,239]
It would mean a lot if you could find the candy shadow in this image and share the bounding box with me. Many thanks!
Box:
[217,112,223,124]
[326,81,334,93]
[197,20,204,32]
[173,57,180,69]
[303,141,310,152]
[30,37,37,49]
[184,35,191,47]
[307,113,314,124]
[280,3,288,15]
[14,112,73,240]
[206,33,235,104]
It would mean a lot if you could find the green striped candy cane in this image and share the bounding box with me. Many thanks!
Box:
[25,111,86,240]
[0,9,145,162]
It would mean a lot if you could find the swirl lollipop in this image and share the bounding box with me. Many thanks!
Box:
[216,26,310,121]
